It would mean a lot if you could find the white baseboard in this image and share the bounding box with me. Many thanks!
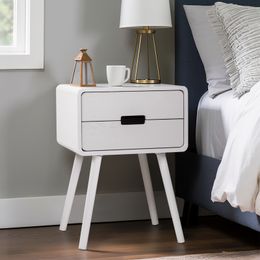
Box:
[0,191,185,228]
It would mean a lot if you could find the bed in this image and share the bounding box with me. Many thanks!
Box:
[196,90,249,160]
[175,0,260,231]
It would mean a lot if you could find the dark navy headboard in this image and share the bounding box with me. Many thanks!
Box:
[175,0,260,151]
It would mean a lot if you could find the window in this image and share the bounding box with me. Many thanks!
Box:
[0,0,44,69]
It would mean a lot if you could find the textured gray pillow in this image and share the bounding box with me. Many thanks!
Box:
[209,2,260,97]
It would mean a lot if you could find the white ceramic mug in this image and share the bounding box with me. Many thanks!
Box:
[106,65,130,86]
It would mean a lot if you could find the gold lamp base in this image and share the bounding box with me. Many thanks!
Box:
[131,27,161,84]
[131,79,161,84]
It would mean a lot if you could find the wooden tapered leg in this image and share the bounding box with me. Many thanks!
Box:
[182,201,199,227]
[138,154,159,226]
[79,156,102,250]
[60,154,84,231]
[156,153,185,243]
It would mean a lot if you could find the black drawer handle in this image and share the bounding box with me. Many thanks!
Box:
[121,115,146,125]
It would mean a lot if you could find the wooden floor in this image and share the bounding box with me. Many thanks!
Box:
[1,216,260,260]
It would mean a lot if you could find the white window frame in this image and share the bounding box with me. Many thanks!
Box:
[0,0,44,69]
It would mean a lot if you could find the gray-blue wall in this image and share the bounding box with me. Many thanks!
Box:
[0,0,175,198]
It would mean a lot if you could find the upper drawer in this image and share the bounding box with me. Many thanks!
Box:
[81,90,184,122]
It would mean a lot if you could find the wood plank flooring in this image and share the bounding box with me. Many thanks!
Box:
[0,216,259,260]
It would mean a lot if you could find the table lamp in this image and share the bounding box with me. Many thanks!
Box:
[120,0,172,84]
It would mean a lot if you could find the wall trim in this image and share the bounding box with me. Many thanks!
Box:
[0,191,185,229]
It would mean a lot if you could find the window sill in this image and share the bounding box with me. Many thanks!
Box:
[0,0,44,70]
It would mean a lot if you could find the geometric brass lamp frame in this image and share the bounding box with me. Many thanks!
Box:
[131,27,161,84]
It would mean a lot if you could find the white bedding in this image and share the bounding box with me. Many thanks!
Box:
[208,81,260,215]
[196,90,246,160]
[196,84,260,215]
[188,2,260,216]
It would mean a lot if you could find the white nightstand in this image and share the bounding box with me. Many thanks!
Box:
[56,83,188,250]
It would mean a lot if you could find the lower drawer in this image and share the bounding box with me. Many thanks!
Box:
[81,120,184,151]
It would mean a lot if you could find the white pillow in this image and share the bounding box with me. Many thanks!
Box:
[184,5,231,98]
[212,2,260,97]
[208,5,240,94]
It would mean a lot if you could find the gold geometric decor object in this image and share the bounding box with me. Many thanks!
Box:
[70,48,96,87]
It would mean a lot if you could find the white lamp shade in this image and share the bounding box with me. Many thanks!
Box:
[120,0,172,28]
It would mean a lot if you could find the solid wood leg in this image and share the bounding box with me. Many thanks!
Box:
[156,153,185,243]
[79,156,102,250]
[60,154,84,231]
[182,201,191,226]
[182,201,199,227]
[138,154,159,226]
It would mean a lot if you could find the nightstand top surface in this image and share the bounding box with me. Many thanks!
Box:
[57,83,187,93]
